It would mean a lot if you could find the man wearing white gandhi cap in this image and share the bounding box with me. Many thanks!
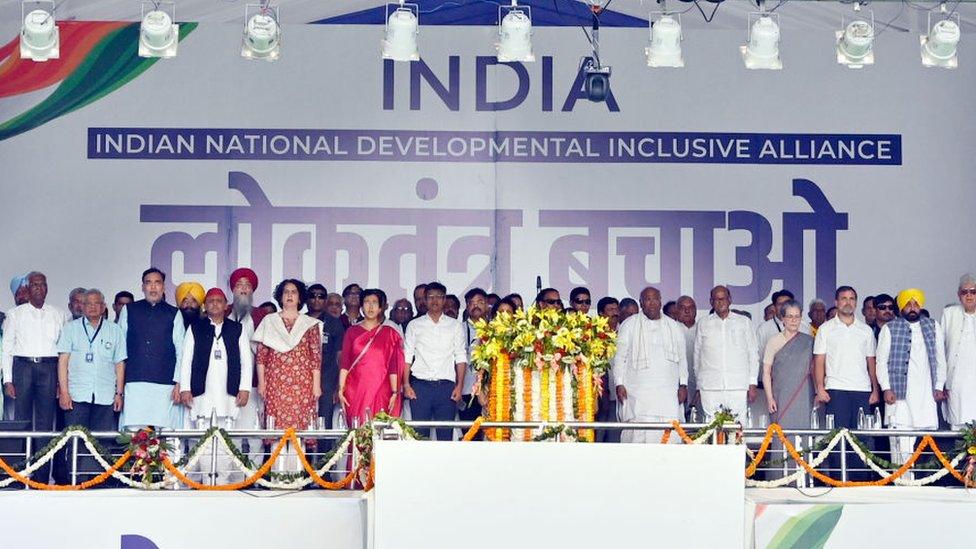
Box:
[876,288,947,470]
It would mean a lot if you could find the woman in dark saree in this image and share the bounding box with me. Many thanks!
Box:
[762,299,815,429]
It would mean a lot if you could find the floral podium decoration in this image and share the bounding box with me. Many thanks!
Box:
[470,307,616,442]
[118,426,172,487]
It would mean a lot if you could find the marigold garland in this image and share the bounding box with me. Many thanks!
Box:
[0,451,131,491]
[555,368,565,423]
[523,368,534,441]
[163,428,294,491]
[461,417,484,442]
[541,369,551,423]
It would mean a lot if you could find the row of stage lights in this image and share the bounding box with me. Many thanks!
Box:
[18,0,962,69]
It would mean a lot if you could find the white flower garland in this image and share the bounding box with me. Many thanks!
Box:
[218,430,356,490]
[843,431,967,487]
[744,428,845,488]
[0,428,359,490]
[0,428,82,488]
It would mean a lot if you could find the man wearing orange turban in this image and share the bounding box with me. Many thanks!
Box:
[876,287,947,473]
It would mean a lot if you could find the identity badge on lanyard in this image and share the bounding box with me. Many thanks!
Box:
[82,319,103,364]
[213,330,224,360]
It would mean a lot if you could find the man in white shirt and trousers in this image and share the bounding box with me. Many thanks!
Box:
[943,274,976,430]
[403,282,467,441]
[614,287,688,443]
[694,286,760,422]
[876,288,947,476]
[1,271,68,482]
[179,288,252,483]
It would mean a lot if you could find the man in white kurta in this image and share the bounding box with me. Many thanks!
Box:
[615,287,688,443]
[876,289,946,470]
[943,274,976,429]
[694,286,759,422]
[179,289,253,483]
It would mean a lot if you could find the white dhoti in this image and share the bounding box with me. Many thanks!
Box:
[699,389,748,422]
[613,315,688,444]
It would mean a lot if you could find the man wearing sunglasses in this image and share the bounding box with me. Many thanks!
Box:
[942,274,976,429]
[569,287,592,315]
[871,293,897,340]
[536,288,563,311]
[307,284,345,430]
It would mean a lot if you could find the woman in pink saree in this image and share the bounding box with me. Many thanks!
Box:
[338,288,404,423]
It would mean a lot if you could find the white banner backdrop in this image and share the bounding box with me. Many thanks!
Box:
[0,490,366,549]
[1,24,974,315]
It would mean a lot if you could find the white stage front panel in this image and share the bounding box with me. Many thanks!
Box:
[748,487,976,548]
[373,440,745,548]
[0,490,366,549]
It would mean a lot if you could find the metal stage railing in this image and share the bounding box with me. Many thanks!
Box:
[0,422,965,489]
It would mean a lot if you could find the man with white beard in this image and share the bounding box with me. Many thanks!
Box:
[943,274,976,429]
[614,287,688,443]
[226,268,268,462]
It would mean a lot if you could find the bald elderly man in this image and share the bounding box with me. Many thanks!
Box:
[876,288,947,469]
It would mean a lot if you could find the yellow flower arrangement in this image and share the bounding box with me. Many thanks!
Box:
[471,306,616,441]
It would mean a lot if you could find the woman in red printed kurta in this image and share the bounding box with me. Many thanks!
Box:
[339,289,404,423]
[253,279,323,431]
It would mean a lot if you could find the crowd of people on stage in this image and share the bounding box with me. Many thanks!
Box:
[2,265,976,482]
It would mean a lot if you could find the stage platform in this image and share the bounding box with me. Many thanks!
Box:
[2,484,974,548]
[747,487,976,548]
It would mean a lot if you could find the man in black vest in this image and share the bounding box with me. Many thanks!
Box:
[118,268,186,430]
[178,288,252,483]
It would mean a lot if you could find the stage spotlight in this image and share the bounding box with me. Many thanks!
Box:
[741,14,782,70]
[497,1,534,63]
[138,2,179,59]
[836,18,874,68]
[382,1,420,62]
[921,13,960,69]
[645,14,683,68]
[20,1,59,62]
[241,4,280,61]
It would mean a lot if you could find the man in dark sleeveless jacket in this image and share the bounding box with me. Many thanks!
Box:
[118,268,186,429]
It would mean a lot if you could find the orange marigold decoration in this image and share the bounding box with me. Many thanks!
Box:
[555,368,565,423]
[541,368,551,423]
[461,416,484,442]
[523,368,534,441]
[0,451,131,491]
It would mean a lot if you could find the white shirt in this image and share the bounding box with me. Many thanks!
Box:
[693,312,759,391]
[813,316,876,391]
[404,313,467,382]
[1,302,68,382]
[876,322,943,429]
[179,319,253,419]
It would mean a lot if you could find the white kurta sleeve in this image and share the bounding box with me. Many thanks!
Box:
[178,327,195,389]
[746,319,760,384]
[693,321,704,383]
[613,320,631,389]
[934,321,948,390]
[239,329,253,392]
[172,314,186,383]
[1,311,14,384]
[675,324,688,386]
[876,325,892,392]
